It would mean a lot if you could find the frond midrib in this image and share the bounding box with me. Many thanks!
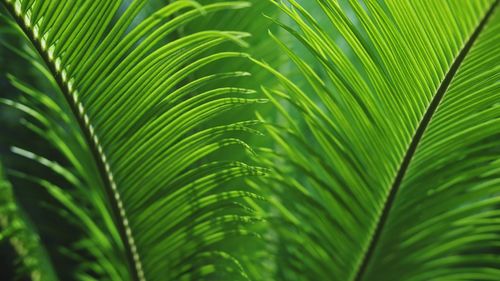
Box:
[352,1,500,280]
[2,2,144,281]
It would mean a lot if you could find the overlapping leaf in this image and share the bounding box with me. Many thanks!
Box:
[254,0,500,280]
[0,163,58,281]
[1,0,265,280]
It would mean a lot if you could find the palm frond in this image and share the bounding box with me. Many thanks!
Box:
[364,7,500,280]
[1,41,130,280]
[1,0,265,280]
[253,0,500,280]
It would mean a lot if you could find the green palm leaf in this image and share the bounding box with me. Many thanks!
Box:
[254,0,500,280]
[1,44,130,279]
[1,0,265,280]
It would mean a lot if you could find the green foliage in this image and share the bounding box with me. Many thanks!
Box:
[253,1,500,280]
[0,163,58,281]
[0,0,499,281]
[1,1,266,280]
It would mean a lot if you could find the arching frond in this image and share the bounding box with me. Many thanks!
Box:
[254,0,500,280]
[1,0,265,280]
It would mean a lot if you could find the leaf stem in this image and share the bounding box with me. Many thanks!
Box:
[353,1,499,280]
